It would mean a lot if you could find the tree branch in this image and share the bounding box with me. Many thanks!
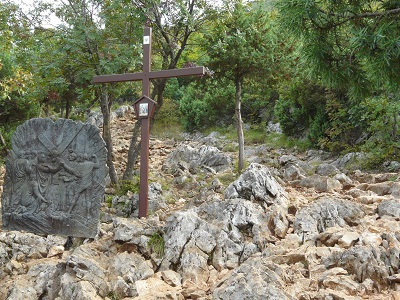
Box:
[320,7,400,27]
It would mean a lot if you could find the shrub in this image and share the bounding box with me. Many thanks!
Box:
[275,80,327,138]
[115,179,140,196]
[179,79,235,131]
[148,233,165,257]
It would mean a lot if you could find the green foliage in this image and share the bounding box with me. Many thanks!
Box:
[1,0,398,170]
[105,195,113,208]
[217,173,238,188]
[245,125,266,145]
[0,125,14,157]
[107,291,121,300]
[205,1,276,81]
[307,107,329,148]
[275,80,328,139]
[0,50,40,153]
[164,78,185,102]
[152,97,184,140]
[264,133,311,152]
[147,233,165,257]
[115,179,140,196]
[359,95,400,165]
[179,79,235,131]
[276,0,400,97]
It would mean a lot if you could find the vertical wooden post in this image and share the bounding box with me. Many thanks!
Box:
[139,118,150,218]
[138,27,152,218]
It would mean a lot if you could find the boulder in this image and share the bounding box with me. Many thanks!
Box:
[384,161,400,172]
[334,173,354,190]
[266,121,282,134]
[315,163,341,177]
[298,174,342,192]
[27,260,65,299]
[165,144,232,173]
[294,196,365,243]
[213,256,294,300]
[322,246,392,288]
[333,152,366,170]
[87,105,132,127]
[162,196,285,280]
[278,155,298,166]
[377,200,400,218]
[283,164,306,181]
[113,216,163,251]
[338,232,360,248]
[200,131,224,148]
[5,284,40,300]
[352,170,376,184]
[58,273,103,300]
[109,251,154,284]
[305,149,332,163]
[363,182,394,196]
[161,270,182,287]
[360,232,382,247]
[135,276,183,300]
[224,163,288,207]
[318,271,361,296]
[0,232,67,269]
[112,183,167,217]
[65,246,109,297]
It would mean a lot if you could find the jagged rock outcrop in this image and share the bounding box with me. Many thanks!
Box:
[225,163,288,207]
[332,152,367,170]
[377,199,400,218]
[111,182,167,217]
[1,112,400,299]
[87,105,133,127]
[164,144,232,174]
[294,196,365,243]
[213,255,294,300]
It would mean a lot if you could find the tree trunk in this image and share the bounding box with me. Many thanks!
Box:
[122,121,141,180]
[100,87,119,186]
[235,76,245,173]
[65,98,71,119]
[392,110,398,140]
[122,78,168,181]
[153,79,168,116]
[0,129,6,148]
[43,98,50,117]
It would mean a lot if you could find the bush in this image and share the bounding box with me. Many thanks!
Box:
[275,80,327,138]
[148,233,165,257]
[179,79,235,131]
[115,179,140,196]
[152,97,184,139]
[359,95,400,166]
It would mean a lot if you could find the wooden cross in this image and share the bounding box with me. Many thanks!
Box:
[93,26,205,218]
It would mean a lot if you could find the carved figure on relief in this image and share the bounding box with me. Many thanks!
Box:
[1,118,108,238]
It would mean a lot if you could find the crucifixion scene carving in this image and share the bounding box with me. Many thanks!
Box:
[2,118,108,238]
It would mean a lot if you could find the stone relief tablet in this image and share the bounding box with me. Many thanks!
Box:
[1,118,108,238]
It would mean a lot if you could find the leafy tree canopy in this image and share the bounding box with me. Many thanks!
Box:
[276,0,400,97]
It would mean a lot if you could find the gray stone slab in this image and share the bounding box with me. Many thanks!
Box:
[1,118,108,238]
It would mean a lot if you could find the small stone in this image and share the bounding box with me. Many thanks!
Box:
[47,245,65,258]
[338,232,360,248]
[388,274,400,283]
[360,232,382,247]
[162,270,182,287]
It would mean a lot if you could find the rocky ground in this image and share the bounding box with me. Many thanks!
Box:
[1,107,400,300]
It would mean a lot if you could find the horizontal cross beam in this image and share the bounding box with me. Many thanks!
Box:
[92,66,205,84]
